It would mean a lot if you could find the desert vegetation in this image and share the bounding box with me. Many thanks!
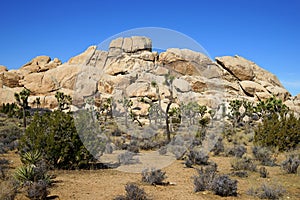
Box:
[0,89,299,199]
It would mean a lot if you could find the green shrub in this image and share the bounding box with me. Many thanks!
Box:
[19,111,96,169]
[1,103,19,118]
[254,112,300,151]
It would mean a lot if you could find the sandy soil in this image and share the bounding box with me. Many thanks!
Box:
[1,150,300,200]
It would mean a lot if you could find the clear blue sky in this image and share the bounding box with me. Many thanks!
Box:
[1,0,299,95]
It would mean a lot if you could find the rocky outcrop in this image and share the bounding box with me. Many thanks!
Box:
[109,36,152,56]
[0,36,297,114]
[20,56,61,74]
[216,55,291,101]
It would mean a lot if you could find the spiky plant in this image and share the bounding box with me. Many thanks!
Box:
[14,165,35,184]
[21,150,42,166]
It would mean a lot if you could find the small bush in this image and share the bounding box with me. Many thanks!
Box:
[193,163,217,192]
[114,183,149,200]
[230,171,248,178]
[281,155,300,174]
[211,137,225,156]
[141,168,167,185]
[158,146,167,155]
[231,156,257,172]
[169,145,186,160]
[259,167,269,178]
[127,140,139,153]
[211,175,238,197]
[252,146,276,166]
[25,180,49,200]
[0,159,9,180]
[139,139,157,151]
[247,183,285,199]
[118,151,139,165]
[186,149,209,165]
[226,145,247,158]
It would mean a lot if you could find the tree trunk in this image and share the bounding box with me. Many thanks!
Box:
[22,107,26,134]
[166,102,172,142]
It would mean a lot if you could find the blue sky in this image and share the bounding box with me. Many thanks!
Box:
[1,0,300,95]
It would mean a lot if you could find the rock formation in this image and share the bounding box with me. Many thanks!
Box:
[0,36,298,113]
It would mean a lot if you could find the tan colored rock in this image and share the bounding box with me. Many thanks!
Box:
[41,58,62,72]
[184,77,208,93]
[137,51,156,61]
[131,36,152,52]
[0,71,21,88]
[0,65,8,72]
[239,80,267,96]
[20,56,51,73]
[109,37,124,49]
[109,36,152,54]
[256,92,272,101]
[68,46,97,65]
[19,56,61,74]
[130,98,150,116]
[105,58,134,75]
[20,63,81,95]
[0,87,23,104]
[19,73,44,94]
[173,78,191,92]
[253,65,283,87]
[98,80,114,94]
[126,82,151,98]
[266,86,290,101]
[215,55,255,81]
[122,37,132,53]
[284,99,300,114]
[159,48,213,76]
[153,66,169,76]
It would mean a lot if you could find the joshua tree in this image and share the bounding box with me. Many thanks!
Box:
[255,96,289,119]
[164,73,175,142]
[120,97,133,128]
[14,88,31,128]
[150,81,164,126]
[104,97,114,119]
[32,97,41,110]
[55,91,72,111]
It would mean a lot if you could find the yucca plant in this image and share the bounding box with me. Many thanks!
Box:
[14,165,35,184]
[21,150,42,166]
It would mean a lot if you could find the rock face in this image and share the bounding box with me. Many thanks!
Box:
[0,36,297,114]
[216,56,255,81]
[0,65,8,73]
